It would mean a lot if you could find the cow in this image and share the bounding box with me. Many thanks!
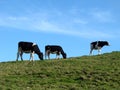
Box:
[16,41,43,61]
[89,41,109,55]
[45,45,67,59]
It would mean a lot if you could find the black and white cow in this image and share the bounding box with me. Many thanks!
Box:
[16,41,43,61]
[89,41,109,55]
[45,45,67,59]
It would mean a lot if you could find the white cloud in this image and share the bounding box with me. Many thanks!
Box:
[73,19,88,24]
[0,15,28,27]
[32,20,115,39]
[90,10,113,22]
[8,16,28,21]
[0,13,116,39]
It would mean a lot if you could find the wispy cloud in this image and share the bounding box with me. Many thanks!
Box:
[0,11,116,39]
[90,10,114,23]
[73,19,88,24]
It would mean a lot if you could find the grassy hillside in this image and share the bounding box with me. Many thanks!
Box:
[0,51,120,90]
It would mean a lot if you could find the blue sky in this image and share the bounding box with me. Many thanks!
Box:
[0,0,120,62]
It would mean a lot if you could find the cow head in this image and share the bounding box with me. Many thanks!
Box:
[62,53,67,59]
[38,52,43,60]
[104,41,110,46]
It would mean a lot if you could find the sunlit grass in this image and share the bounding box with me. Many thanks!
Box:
[0,51,120,90]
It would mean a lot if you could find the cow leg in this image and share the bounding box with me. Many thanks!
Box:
[16,51,19,61]
[45,51,48,59]
[90,44,93,55]
[56,52,60,59]
[89,49,93,55]
[29,53,32,61]
[98,49,101,55]
[30,52,34,61]
[20,52,23,61]
[31,52,34,61]
[45,50,50,59]
[56,54,60,59]
[97,47,102,55]
[48,53,50,59]
[46,51,50,60]
[16,48,21,61]
[56,54,58,59]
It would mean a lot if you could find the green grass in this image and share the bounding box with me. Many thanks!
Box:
[0,51,120,90]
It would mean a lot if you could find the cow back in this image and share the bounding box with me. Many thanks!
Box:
[45,45,63,52]
[19,42,34,51]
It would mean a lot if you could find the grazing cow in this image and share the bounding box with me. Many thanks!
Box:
[16,41,43,61]
[90,41,109,55]
[45,45,67,59]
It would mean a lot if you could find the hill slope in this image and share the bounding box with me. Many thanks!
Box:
[0,51,120,90]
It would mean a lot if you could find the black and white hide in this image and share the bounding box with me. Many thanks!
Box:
[16,41,43,61]
[45,45,67,59]
[89,41,109,55]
